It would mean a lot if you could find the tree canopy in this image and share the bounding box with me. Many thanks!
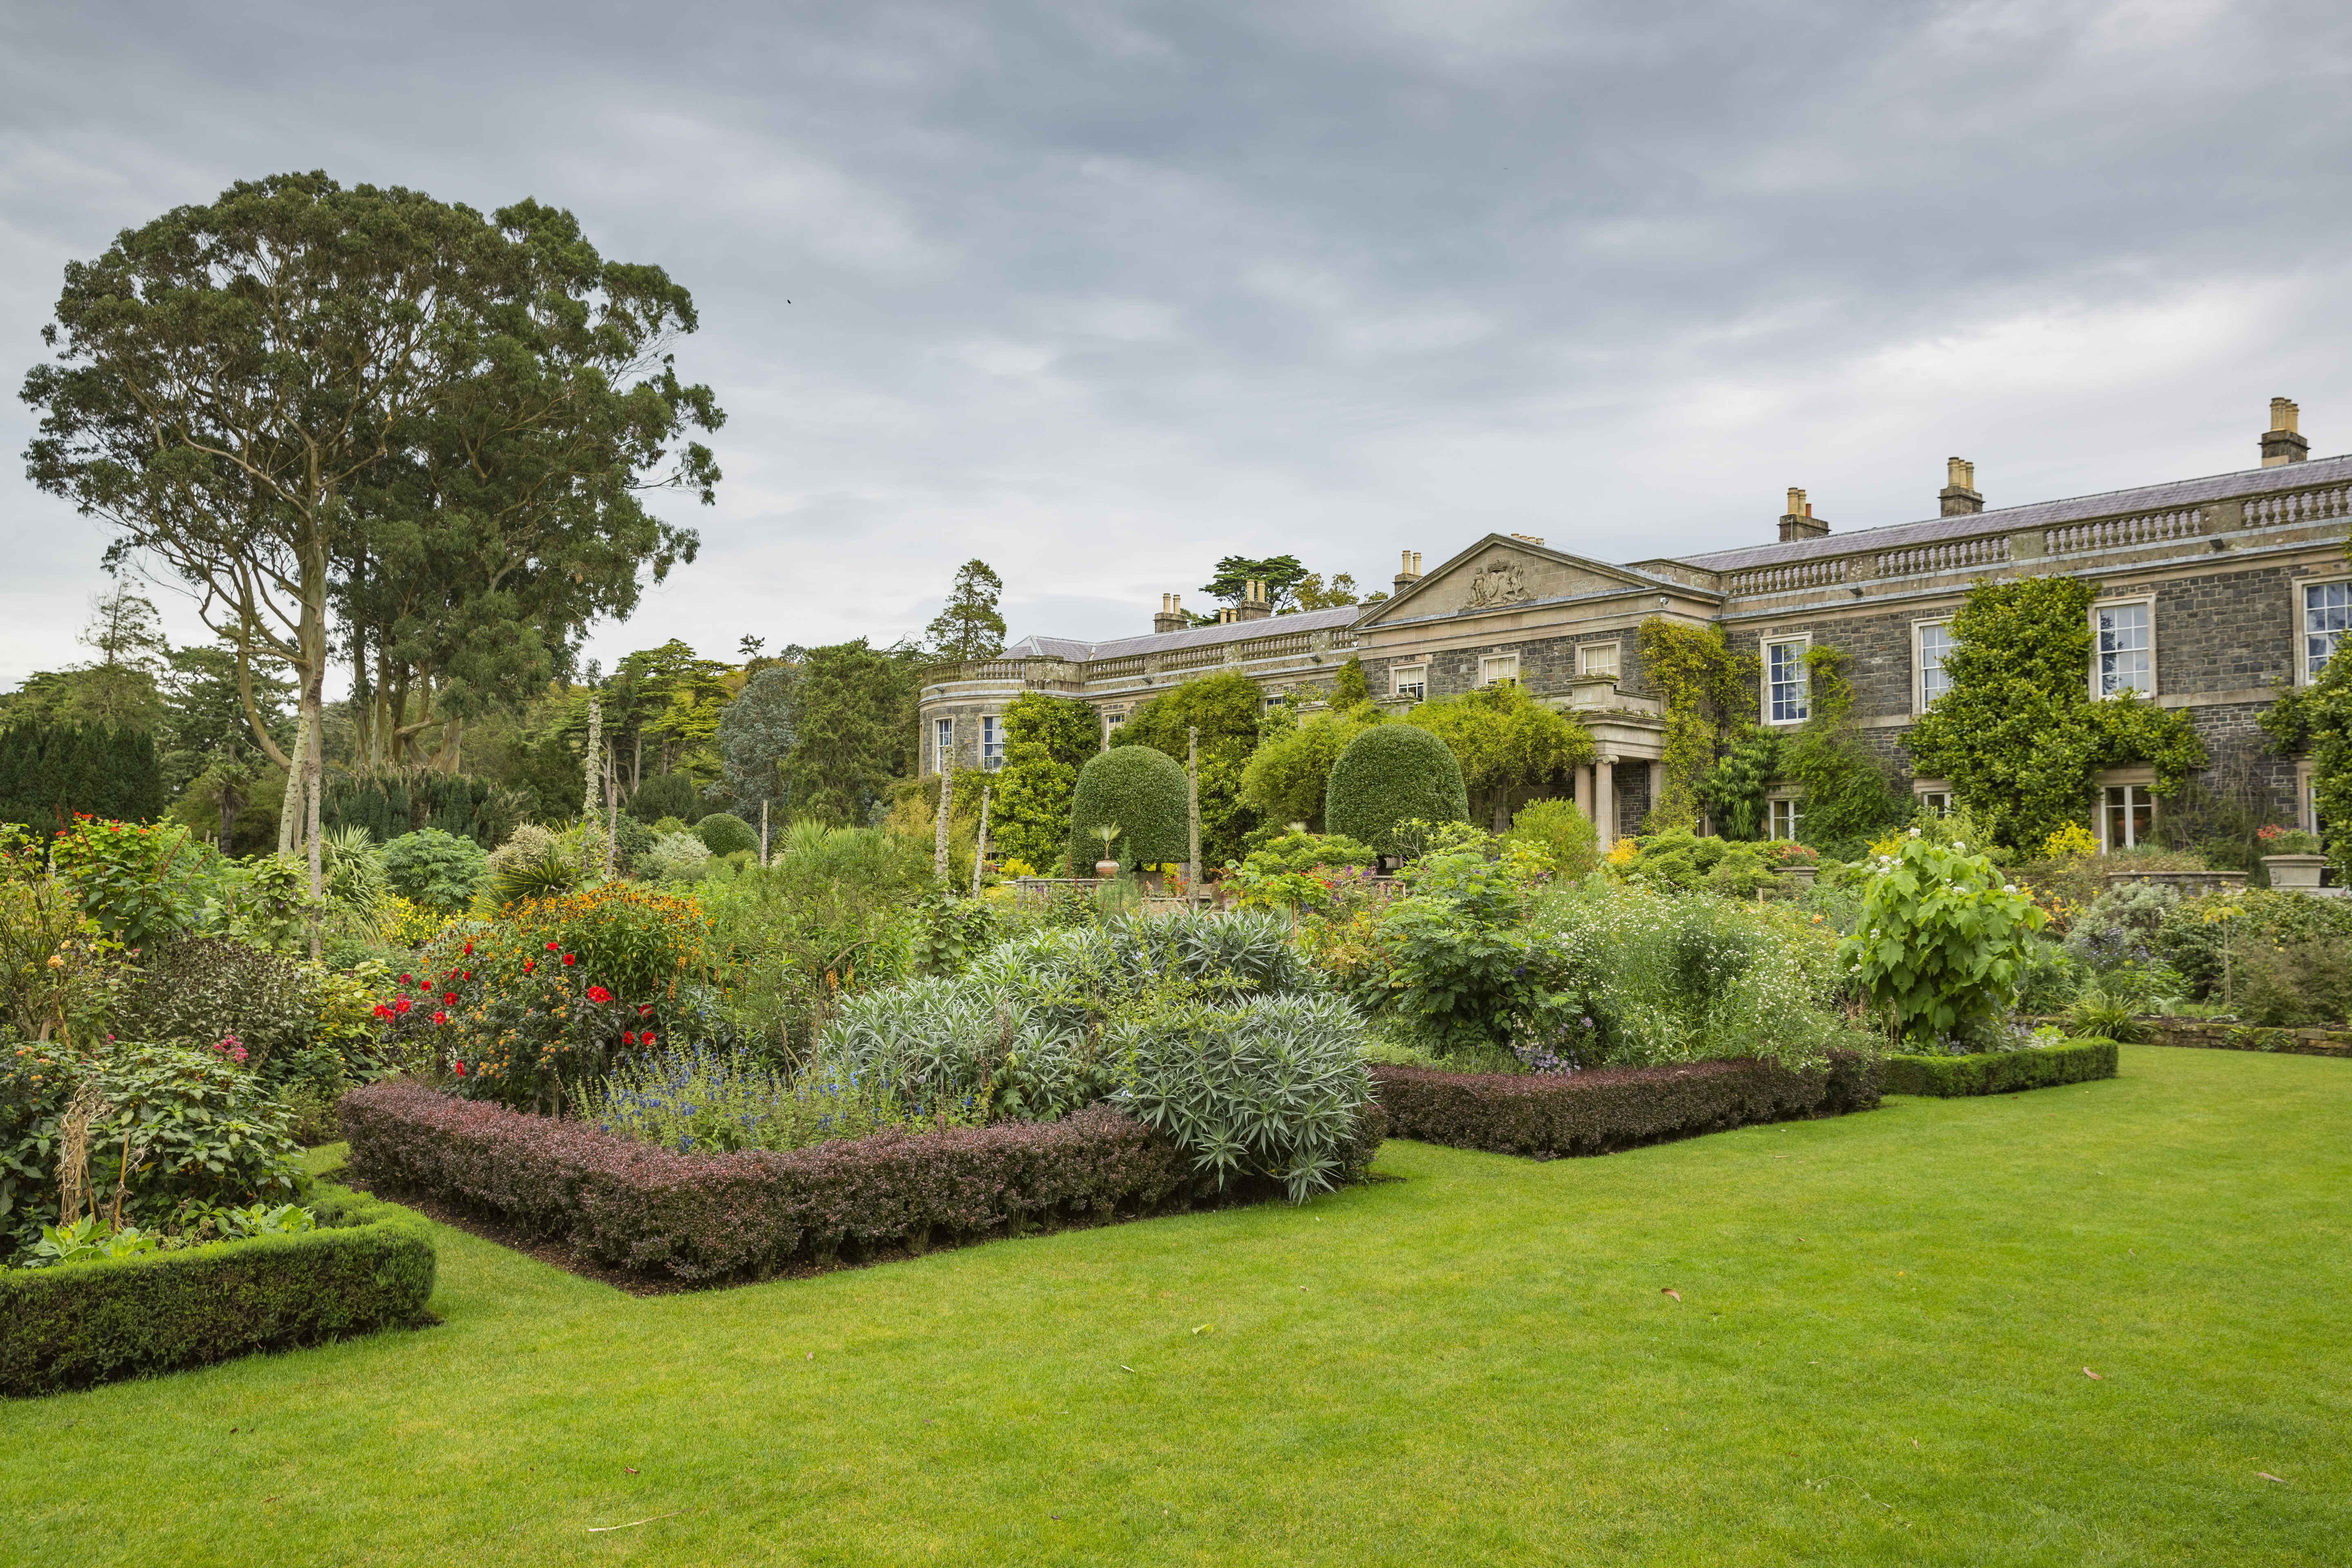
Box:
[1401,681,1593,829]
[1112,670,1265,864]
[780,640,920,825]
[925,559,1007,662]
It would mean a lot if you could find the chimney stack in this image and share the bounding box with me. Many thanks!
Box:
[1393,549,1423,596]
[1236,577,1274,621]
[1939,457,1983,517]
[1154,592,1187,634]
[1777,487,1829,542]
[2262,397,2308,467]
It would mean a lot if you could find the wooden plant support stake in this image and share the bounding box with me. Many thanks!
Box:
[971,785,993,899]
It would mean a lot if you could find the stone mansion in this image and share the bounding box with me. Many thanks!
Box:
[918,401,2351,850]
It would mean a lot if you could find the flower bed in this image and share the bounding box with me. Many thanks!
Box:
[0,1186,435,1396]
[1368,1052,1882,1160]
[1881,1038,2118,1097]
[340,1079,1382,1283]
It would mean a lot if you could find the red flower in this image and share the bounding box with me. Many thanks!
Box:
[641,1032,656,1046]
[523,959,535,973]
[586,985,613,1004]
[547,941,560,951]
[395,997,412,1014]
[453,1061,466,1076]
[637,1004,654,1018]
[562,953,576,967]
[401,973,414,984]
[443,993,457,1005]
[623,1031,637,1046]
[463,941,474,956]
[432,1010,448,1026]
[372,1004,393,1020]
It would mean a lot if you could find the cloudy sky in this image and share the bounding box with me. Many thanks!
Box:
[4,0,2351,686]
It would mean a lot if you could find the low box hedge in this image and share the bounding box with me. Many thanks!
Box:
[340,1080,1372,1283]
[1369,1051,1882,1160]
[1882,1038,2118,1097]
[0,1187,436,1397]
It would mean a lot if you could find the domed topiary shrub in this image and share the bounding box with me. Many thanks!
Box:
[697,811,758,857]
[1325,724,1470,855]
[1067,745,1189,874]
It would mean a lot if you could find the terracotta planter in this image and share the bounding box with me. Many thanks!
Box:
[2263,853,2328,890]
[1094,860,1122,879]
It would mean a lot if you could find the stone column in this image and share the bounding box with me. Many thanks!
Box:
[1595,758,1616,850]
[1575,764,1593,823]
[1648,760,1663,829]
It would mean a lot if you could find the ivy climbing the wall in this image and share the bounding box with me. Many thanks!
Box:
[1908,575,2206,854]
[1635,618,1757,832]
[2258,637,2352,876]
[1778,645,1906,857]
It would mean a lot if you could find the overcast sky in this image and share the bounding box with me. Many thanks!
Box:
[5,0,2352,687]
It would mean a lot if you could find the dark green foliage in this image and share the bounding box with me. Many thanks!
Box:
[697,812,757,857]
[1617,829,1780,895]
[1909,576,2207,853]
[2261,637,2352,875]
[1330,656,1369,708]
[716,664,798,818]
[116,938,317,1073]
[1325,724,1470,855]
[628,771,705,826]
[0,1185,435,1394]
[1200,554,1312,614]
[0,720,165,829]
[925,560,1007,662]
[610,814,659,876]
[1068,746,1189,872]
[1882,1039,2118,1096]
[379,827,488,913]
[989,693,1100,873]
[1,1041,306,1256]
[1113,671,1265,868]
[1780,646,1906,856]
[1696,726,1778,839]
[2157,888,2352,1000]
[782,640,921,826]
[321,770,528,848]
[1369,1054,1883,1158]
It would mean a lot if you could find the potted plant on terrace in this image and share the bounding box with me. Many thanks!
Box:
[2257,823,2328,890]
[1091,822,1123,880]
[1764,839,1820,889]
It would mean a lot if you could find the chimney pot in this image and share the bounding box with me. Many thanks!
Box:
[1938,454,1984,516]
[1394,550,1423,596]
[2263,398,2309,466]
[1778,488,1829,542]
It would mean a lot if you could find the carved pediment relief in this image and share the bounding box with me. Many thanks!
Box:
[1359,535,1698,627]
[1463,559,1532,609]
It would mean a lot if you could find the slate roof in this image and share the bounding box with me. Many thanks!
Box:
[1664,452,2352,573]
[1005,604,1363,662]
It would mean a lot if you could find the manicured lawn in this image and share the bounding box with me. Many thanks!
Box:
[4,1046,2345,1566]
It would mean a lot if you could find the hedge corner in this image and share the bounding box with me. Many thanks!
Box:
[1881,1038,2119,1097]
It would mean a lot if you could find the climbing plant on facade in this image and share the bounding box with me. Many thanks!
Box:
[1778,645,1906,856]
[1908,575,2206,853]
[1635,618,1757,832]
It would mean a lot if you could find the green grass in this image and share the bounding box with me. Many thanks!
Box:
[4,1047,2345,1565]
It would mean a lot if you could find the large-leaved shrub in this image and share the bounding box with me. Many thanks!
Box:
[1841,831,2047,1046]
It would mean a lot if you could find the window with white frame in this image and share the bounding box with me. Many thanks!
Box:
[1392,664,1427,701]
[933,717,953,774]
[2300,760,2325,837]
[1579,642,1620,679]
[1106,710,1127,731]
[2094,601,2153,698]
[1916,620,1955,710]
[2100,784,2154,851]
[2304,579,2351,683]
[1765,639,1809,724]
[1479,654,1520,687]
[1767,795,1802,840]
[980,715,1005,770]
[1918,790,1952,817]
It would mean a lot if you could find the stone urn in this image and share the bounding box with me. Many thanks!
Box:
[1094,859,1122,880]
[2263,854,2328,891]
[1780,866,1817,889]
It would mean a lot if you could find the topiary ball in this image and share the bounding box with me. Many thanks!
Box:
[1325,724,1470,856]
[697,812,759,858]
[1067,745,1189,874]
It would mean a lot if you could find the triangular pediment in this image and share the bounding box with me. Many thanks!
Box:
[1360,535,1694,625]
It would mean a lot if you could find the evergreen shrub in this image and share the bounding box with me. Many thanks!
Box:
[0,1185,435,1395]
[0,720,166,830]
[320,771,531,849]
[117,936,316,1071]
[697,812,758,857]
[628,772,706,826]
[1369,1053,1882,1159]
[1067,746,1188,873]
[1882,1038,2117,1096]
[1324,724,1469,855]
[379,828,488,914]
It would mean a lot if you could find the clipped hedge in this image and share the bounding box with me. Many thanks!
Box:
[1882,1038,2118,1096]
[1067,745,1189,874]
[342,1079,1369,1282]
[1325,724,1470,855]
[1370,1052,1882,1159]
[0,1187,435,1396]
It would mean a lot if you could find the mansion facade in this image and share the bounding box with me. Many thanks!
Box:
[918,402,2351,850]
